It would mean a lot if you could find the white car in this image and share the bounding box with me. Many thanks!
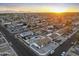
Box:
[61,51,66,56]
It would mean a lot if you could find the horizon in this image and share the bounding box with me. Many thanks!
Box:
[0,3,79,13]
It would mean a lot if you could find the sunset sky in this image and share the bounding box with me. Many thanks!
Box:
[0,3,79,13]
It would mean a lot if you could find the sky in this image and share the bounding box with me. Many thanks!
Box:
[0,3,79,13]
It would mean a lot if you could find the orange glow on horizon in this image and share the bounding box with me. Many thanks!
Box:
[0,6,78,13]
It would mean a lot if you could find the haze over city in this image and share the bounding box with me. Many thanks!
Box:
[0,3,79,13]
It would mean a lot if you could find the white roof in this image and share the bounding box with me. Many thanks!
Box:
[20,31,33,37]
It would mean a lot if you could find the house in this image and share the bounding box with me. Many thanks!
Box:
[20,31,33,37]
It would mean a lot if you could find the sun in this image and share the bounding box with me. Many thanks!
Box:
[49,6,67,13]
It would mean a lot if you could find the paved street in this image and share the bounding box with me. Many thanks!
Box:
[51,31,78,56]
[0,25,36,56]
